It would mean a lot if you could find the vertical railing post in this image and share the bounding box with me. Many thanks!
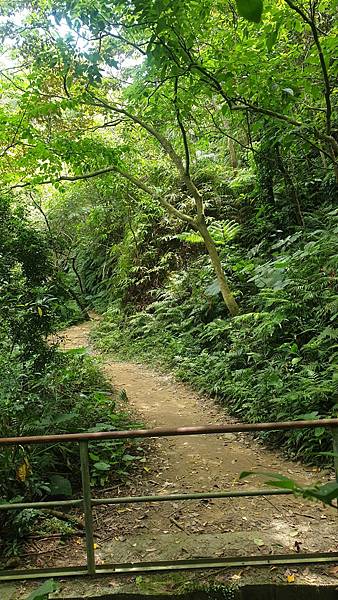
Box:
[332,427,338,481]
[79,440,96,575]
[331,427,338,510]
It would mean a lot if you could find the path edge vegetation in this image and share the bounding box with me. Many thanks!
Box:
[0,0,337,562]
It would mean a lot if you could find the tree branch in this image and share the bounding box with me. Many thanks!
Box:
[11,164,196,228]
[86,93,187,174]
[284,0,332,136]
[11,165,119,189]
[86,92,205,218]
[206,106,255,153]
[112,165,196,226]
[231,99,302,127]
[173,76,190,176]
[0,111,26,157]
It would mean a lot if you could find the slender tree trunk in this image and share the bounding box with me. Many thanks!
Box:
[71,256,86,295]
[58,282,90,321]
[197,219,239,316]
[328,141,338,183]
[223,120,238,170]
[275,147,304,227]
[228,137,238,170]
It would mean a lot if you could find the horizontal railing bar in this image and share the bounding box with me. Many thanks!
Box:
[0,566,89,581]
[0,488,293,512]
[0,499,83,511]
[91,488,293,506]
[1,552,338,581]
[1,420,337,583]
[1,418,338,445]
[96,552,338,572]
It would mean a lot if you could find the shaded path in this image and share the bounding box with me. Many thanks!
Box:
[56,319,338,584]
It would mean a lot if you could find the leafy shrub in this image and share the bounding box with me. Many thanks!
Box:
[94,206,338,464]
[0,348,142,557]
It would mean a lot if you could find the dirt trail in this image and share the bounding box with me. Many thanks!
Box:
[54,319,338,583]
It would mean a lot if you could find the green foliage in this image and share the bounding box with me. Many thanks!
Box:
[26,580,58,600]
[236,0,263,23]
[0,196,55,359]
[0,347,142,555]
[0,195,85,354]
[94,204,338,464]
[0,0,337,559]
[176,220,241,247]
[239,470,338,506]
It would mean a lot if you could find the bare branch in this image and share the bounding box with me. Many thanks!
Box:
[11,165,118,189]
[173,76,190,176]
[113,165,196,226]
[0,111,26,158]
[284,0,332,136]
[11,164,196,227]
[86,91,205,216]
[231,99,302,127]
[206,106,255,153]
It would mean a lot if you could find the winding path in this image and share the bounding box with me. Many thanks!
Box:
[54,318,338,584]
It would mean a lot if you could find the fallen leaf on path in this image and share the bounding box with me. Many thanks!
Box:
[253,538,265,547]
[287,574,295,583]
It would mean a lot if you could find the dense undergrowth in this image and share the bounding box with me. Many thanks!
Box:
[0,343,143,559]
[1,0,338,557]
[93,204,338,464]
[0,197,142,559]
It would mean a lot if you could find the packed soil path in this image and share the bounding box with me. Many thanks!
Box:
[49,318,338,585]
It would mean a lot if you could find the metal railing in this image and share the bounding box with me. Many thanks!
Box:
[1,419,338,581]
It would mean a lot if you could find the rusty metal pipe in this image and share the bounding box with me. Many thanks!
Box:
[0,419,337,446]
[1,552,338,581]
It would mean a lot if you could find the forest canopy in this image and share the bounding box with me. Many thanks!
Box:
[0,0,337,554]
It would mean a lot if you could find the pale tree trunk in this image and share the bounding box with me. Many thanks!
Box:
[115,163,240,317]
[328,141,338,183]
[198,219,239,316]
[228,137,238,170]
[110,168,241,317]
[224,121,238,170]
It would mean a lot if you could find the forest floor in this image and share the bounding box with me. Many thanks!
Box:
[9,317,338,597]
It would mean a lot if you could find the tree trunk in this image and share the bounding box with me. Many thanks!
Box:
[71,256,86,295]
[58,281,90,321]
[228,137,238,170]
[328,140,338,183]
[198,219,240,316]
[223,119,238,170]
[275,147,304,227]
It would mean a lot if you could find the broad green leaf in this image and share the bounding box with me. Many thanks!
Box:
[205,280,221,297]
[122,453,138,462]
[49,474,73,497]
[310,482,338,503]
[27,580,58,600]
[93,461,111,471]
[235,0,263,23]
